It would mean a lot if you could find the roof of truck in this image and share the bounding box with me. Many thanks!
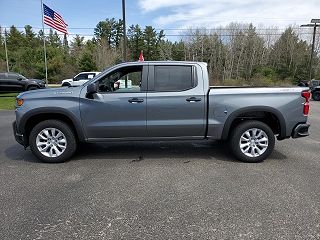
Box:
[98,61,208,75]
[110,61,207,68]
[124,60,206,64]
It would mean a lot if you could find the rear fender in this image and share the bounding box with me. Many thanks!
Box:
[221,106,287,140]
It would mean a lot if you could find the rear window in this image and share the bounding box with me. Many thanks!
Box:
[154,66,194,91]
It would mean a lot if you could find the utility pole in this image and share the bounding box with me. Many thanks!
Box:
[3,27,9,72]
[122,0,127,62]
[301,19,320,81]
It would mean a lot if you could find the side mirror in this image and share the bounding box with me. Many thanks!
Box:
[86,83,98,98]
[17,77,23,81]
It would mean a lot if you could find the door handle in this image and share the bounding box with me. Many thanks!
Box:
[186,97,202,102]
[128,98,144,103]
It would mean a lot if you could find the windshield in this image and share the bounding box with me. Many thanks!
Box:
[18,74,27,80]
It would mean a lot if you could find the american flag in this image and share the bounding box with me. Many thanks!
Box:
[43,4,68,34]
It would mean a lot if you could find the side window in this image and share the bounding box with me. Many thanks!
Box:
[74,74,88,81]
[8,73,18,80]
[97,66,142,93]
[154,66,194,91]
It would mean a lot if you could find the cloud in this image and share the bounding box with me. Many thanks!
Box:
[138,0,200,12]
[138,0,319,29]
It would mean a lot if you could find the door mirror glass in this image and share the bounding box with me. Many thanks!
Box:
[86,83,98,98]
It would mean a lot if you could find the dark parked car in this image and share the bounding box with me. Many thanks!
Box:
[310,79,320,101]
[0,72,46,93]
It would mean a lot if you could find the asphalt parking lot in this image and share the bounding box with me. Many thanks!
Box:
[0,102,319,240]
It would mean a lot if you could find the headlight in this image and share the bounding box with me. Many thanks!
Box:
[16,98,24,107]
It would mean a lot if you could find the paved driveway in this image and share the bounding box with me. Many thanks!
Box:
[0,102,319,239]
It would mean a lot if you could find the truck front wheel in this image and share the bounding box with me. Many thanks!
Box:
[29,120,77,163]
[229,120,275,163]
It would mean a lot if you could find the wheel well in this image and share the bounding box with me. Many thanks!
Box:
[227,111,281,138]
[27,85,39,90]
[24,113,79,145]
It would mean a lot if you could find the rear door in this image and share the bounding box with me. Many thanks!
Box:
[146,64,206,138]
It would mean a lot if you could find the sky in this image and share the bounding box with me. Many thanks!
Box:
[0,0,319,40]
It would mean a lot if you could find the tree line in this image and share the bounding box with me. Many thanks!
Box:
[0,18,319,85]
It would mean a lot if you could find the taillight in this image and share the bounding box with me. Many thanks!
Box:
[301,91,311,100]
[301,90,310,116]
[303,102,310,115]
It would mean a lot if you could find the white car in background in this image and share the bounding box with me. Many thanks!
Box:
[61,72,100,87]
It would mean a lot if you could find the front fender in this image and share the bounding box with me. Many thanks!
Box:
[17,107,86,142]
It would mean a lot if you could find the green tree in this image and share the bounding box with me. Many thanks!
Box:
[271,27,310,82]
[48,29,62,47]
[78,40,97,71]
[128,24,144,60]
[143,26,165,60]
[171,41,185,61]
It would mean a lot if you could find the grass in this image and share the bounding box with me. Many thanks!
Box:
[0,93,18,97]
[48,84,61,88]
[0,94,18,110]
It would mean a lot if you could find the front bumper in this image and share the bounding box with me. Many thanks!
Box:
[291,123,310,138]
[12,121,25,146]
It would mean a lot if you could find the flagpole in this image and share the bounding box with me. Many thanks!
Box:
[41,0,48,86]
[3,27,9,72]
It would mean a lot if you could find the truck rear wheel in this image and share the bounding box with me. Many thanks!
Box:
[229,120,275,163]
[29,120,77,163]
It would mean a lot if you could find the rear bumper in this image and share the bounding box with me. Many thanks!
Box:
[12,121,25,146]
[291,123,310,138]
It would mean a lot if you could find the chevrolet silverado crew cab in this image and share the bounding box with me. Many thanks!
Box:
[13,61,310,163]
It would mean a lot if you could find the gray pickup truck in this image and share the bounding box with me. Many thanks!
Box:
[13,61,310,163]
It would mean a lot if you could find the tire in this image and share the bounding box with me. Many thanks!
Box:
[229,120,275,163]
[312,91,320,101]
[62,83,71,87]
[27,86,39,91]
[29,120,77,163]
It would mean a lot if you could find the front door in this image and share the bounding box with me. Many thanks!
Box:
[80,65,148,140]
